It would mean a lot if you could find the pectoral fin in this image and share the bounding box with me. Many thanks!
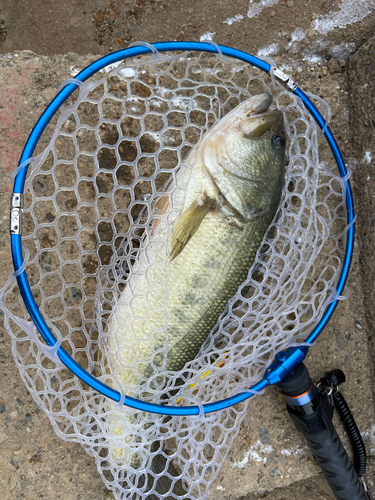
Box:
[171,197,214,261]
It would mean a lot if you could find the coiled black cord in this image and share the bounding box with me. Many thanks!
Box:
[333,390,367,478]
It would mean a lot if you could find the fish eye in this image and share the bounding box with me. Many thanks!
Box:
[272,134,285,149]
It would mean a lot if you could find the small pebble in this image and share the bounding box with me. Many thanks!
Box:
[355,321,363,330]
[328,58,340,73]
[270,467,278,477]
[10,459,19,470]
[258,427,270,445]
[307,29,315,39]
[42,87,56,101]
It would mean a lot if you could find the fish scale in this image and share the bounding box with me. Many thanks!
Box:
[165,213,276,371]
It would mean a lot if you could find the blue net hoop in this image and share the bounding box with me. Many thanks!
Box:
[10,41,355,415]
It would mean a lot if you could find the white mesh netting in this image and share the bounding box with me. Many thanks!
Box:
[0,47,349,500]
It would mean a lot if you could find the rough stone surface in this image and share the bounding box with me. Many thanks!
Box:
[1,2,375,499]
[1,0,375,62]
[349,34,375,375]
[0,0,105,56]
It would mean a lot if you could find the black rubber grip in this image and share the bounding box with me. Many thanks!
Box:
[288,402,367,500]
[306,426,366,499]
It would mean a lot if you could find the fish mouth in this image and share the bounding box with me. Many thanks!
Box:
[244,93,274,116]
[241,93,283,138]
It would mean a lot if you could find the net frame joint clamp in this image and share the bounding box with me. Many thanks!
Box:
[10,193,23,235]
[265,346,309,385]
[272,67,298,92]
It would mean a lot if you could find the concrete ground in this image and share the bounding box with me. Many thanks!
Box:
[0,1,375,499]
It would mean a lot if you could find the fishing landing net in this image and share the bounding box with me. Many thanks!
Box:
[1,44,351,499]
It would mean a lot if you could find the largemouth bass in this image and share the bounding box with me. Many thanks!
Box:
[106,93,285,495]
[108,93,285,384]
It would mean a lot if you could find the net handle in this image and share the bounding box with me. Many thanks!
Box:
[10,41,355,416]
